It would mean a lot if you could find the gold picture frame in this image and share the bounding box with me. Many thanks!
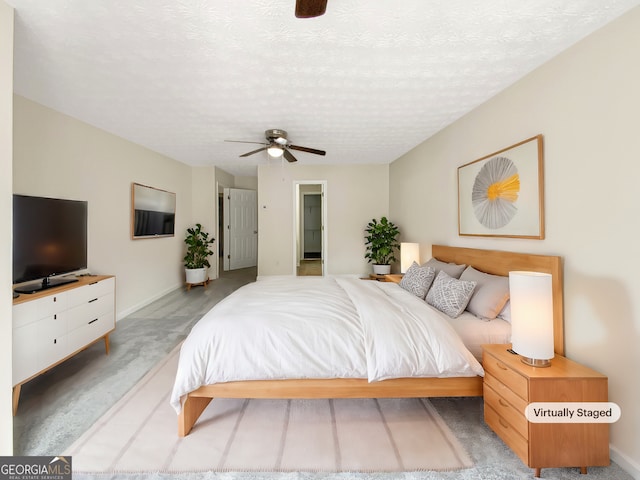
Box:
[458,135,544,239]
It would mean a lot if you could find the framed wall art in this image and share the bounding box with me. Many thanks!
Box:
[458,135,544,239]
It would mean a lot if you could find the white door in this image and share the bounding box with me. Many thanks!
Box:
[223,188,258,271]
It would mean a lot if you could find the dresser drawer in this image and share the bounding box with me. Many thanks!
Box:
[485,403,529,465]
[485,372,529,416]
[66,293,114,332]
[484,382,529,440]
[66,277,114,307]
[483,352,528,401]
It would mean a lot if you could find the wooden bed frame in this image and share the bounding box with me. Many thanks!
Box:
[178,245,564,436]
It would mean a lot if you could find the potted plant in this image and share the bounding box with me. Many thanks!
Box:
[184,223,215,285]
[364,217,400,274]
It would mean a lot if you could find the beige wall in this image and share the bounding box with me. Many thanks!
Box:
[13,96,194,319]
[258,164,389,276]
[390,7,640,475]
[0,0,13,455]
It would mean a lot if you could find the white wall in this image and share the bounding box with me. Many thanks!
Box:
[258,163,389,276]
[13,96,194,319]
[0,0,13,455]
[390,7,640,476]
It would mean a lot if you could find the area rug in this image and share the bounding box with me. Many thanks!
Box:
[65,344,472,474]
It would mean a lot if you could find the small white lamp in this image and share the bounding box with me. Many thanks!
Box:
[400,243,420,273]
[509,271,554,367]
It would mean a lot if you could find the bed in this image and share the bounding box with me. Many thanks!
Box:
[173,245,564,437]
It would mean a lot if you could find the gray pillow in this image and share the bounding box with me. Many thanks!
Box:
[426,270,477,318]
[399,262,436,299]
[460,266,510,320]
[422,258,467,279]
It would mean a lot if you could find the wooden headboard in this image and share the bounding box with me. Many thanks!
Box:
[432,245,564,356]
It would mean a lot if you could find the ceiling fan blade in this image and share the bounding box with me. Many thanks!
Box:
[240,146,268,157]
[225,140,268,146]
[295,0,327,18]
[289,144,326,156]
[283,149,298,163]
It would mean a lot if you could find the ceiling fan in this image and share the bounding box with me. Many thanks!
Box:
[295,0,327,18]
[225,129,326,163]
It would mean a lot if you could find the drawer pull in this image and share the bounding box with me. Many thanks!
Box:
[53,339,57,344]
[496,362,508,370]
[53,297,57,302]
[88,298,98,303]
[89,281,98,285]
[54,314,57,320]
[499,418,509,429]
[498,398,509,408]
[88,318,99,325]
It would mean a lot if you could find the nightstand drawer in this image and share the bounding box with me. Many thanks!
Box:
[483,352,528,401]
[485,372,528,415]
[484,382,528,440]
[485,403,528,465]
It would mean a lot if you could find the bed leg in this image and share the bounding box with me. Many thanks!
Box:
[178,395,213,437]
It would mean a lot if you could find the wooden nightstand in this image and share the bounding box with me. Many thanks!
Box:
[384,274,403,283]
[482,344,609,477]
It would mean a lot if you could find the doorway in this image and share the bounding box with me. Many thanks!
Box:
[294,181,327,276]
[222,188,258,271]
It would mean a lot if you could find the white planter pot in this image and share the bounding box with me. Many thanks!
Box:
[372,264,391,275]
[185,267,207,284]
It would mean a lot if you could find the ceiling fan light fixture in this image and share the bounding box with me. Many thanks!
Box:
[267,146,284,157]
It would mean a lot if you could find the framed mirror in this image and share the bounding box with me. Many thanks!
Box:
[131,183,176,239]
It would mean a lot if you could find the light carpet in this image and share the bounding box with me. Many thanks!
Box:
[65,344,472,474]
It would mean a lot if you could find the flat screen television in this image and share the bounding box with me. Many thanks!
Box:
[13,194,88,293]
[131,183,176,239]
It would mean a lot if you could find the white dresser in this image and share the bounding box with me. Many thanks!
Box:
[12,275,115,414]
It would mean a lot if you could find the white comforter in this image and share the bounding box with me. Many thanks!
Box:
[170,276,484,413]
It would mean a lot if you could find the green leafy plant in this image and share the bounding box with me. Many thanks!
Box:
[183,223,215,269]
[364,217,400,265]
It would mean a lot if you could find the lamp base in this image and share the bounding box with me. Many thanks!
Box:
[520,356,551,368]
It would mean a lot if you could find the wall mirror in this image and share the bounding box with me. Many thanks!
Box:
[131,183,176,239]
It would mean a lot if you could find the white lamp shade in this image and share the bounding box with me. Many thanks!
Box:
[400,243,420,273]
[509,271,554,362]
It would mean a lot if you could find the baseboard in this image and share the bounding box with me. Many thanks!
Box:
[611,445,640,479]
[116,283,182,321]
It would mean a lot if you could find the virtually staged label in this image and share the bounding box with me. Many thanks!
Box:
[524,402,621,423]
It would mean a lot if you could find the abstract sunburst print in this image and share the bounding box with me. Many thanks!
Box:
[471,156,520,229]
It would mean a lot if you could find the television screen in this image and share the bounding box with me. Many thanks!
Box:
[13,194,88,288]
[131,183,176,238]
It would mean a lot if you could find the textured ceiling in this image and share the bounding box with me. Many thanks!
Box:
[9,0,640,176]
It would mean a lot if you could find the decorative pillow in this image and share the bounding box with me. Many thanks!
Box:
[497,301,511,324]
[460,266,510,320]
[399,262,436,299]
[426,270,477,318]
[422,258,467,279]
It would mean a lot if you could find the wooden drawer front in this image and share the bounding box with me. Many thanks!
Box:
[13,322,40,384]
[67,313,113,353]
[66,278,112,306]
[485,403,529,465]
[38,332,68,371]
[13,301,38,328]
[484,383,528,440]
[36,292,68,317]
[13,294,66,328]
[483,352,528,401]
[485,372,528,415]
[66,293,114,332]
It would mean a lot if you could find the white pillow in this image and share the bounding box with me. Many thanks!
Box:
[460,266,510,320]
[422,258,467,279]
[399,262,435,299]
[426,270,477,318]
